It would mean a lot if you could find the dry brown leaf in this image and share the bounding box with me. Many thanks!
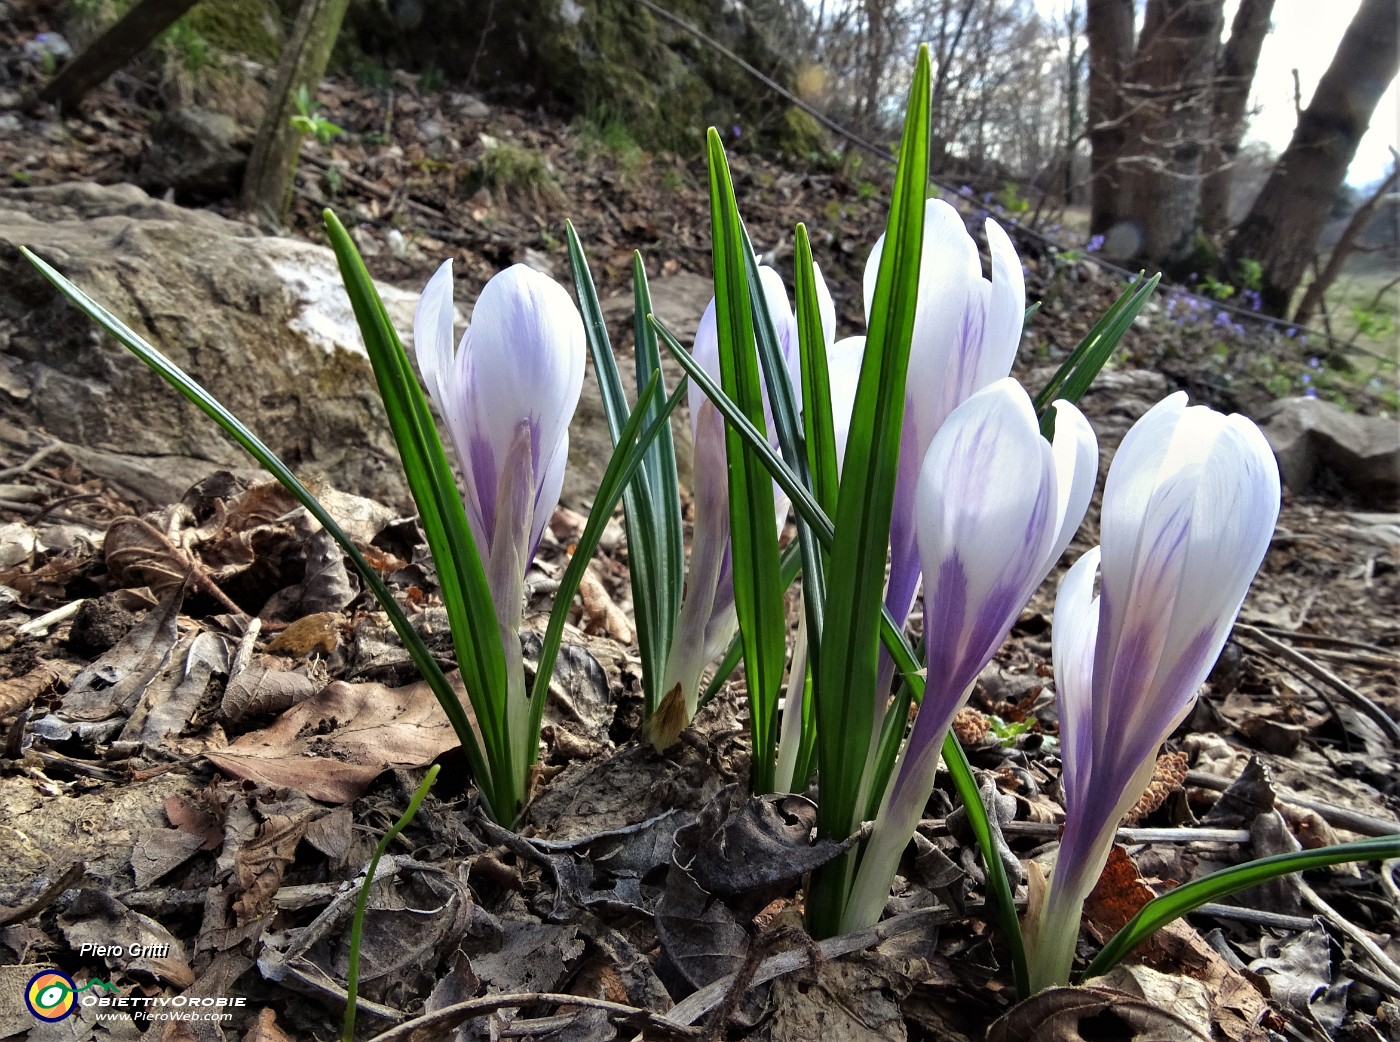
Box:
[0,663,61,718]
[205,677,466,803]
[220,659,319,724]
[1083,846,1157,945]
[266,612,341,656]
[578,565,633,643]
[242,1008,295,1042]
[164,793,224,850]
[1122,750,1190,825]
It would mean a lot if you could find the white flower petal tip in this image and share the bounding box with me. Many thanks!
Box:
[414,261,586,584]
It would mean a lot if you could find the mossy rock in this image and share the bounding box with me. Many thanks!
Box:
[342,0,804,154]
[187,0,285,62]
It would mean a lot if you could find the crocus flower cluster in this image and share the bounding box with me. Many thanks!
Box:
[648,262,835,751]
[1028,392,1280,989]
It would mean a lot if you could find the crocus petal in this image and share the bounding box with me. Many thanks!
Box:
[1042,400,1098,572]
[981,218,1026,381]
[1051,547,1101,819]
[914,377,1056,708]
[813,261,837,349]
[827,335,866,470]
[413,258,458,420]
[456,264,585,552]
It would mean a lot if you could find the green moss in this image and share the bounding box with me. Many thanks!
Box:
[188,0,284,61]
[780,107,824,156]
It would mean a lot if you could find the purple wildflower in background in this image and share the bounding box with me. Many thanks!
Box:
[1285,327,1298,338]
[1085,234,1105,254]
[958,184,973,197]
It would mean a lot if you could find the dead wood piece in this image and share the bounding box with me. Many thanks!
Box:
[1235,623,1400,744]
[39,0,201,109]
[1186,770,1400,838]
[365,992,703,1042]
[0,663,62,718]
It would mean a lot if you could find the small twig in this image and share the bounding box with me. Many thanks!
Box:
[365,992,703,1042]
[993,821,1253,844]
[0,440,65,481]
[15,600,83,637]
[1186,770,1400,838]
[1235,624,1400,744]
[0,861,84,926]
[1298,879,1400,991]
[1193,902,1317,931]
[1343,958,1400,1000]
[118,516,249,618]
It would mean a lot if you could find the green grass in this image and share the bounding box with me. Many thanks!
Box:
[466,140,566,208]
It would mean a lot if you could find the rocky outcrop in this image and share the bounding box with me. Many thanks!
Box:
[1262,396,1400,508]
[0,182,713,513]
[0,182,417,507]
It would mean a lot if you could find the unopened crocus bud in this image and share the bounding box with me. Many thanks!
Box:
[649,263,820,750]
[864,200,1026,699]
[1028,393,1280,991]
[413,260,585,630]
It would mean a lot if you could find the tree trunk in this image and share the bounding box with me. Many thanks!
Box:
[39,0,199,110]
[241,0,351,226]
[1085,0,1135,235]
[1292,161,1399,326]
[1199,0,1275,234]
[1227,0,1400,316]
[1118,0,1225,269]
[1064,2,1083,203]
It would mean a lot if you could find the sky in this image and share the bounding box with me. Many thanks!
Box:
[1035,0,1398,186]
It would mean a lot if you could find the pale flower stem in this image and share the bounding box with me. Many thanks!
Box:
[487,424,536,815]
[772,615,809,795]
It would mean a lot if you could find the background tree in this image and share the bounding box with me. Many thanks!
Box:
[1226,0,1399,316]
[1198,0,1276,234]
[241,0,351,225]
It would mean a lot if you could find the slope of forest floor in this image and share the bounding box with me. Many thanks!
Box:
[0,5,1398,1041]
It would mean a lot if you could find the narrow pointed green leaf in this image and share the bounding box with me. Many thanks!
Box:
[806,45,931,938]
[323,212,518,819]
[21,244,494,804]
[1083,836,1400,982]
[795,224,840,517]
[739,222,826,671]
[529,374,688,748]
[564,224,675,717]
[1034,273,1160,439]
[707,127,787,795]
[631,253,684,672]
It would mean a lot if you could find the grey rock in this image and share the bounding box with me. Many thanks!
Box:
[0,182,421,507]
[1262,396,1400,508]
[139,108,249,201]
[0,182,680,520]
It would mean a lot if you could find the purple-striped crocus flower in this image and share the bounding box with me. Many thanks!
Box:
[840,378,1098,931]
[413,259,585,645]
[1027,393,1280,990]
[863,200,1025,699]
[648,263,833,751]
